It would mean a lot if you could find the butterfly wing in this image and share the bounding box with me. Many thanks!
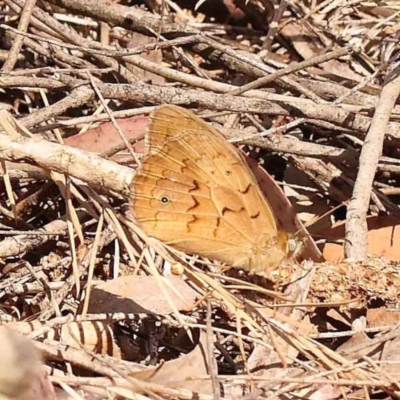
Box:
[130,105,287,271]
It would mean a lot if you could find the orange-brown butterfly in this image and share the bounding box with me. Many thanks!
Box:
[129,105,290,273]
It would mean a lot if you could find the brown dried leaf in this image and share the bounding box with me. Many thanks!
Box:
[130,332,214,394]
[87,275,199,314]
[320,216,400,263]
[64,115,148,155]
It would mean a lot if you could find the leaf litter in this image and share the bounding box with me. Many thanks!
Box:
[1,0,400,399]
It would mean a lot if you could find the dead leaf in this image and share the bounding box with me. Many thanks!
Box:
[64,115,148,155]
[319,216,400,263]
[87,275,199,314]
[248,157,323,263]
[126,33,164,85]
[130,332,214,394]
[367,307,400,328]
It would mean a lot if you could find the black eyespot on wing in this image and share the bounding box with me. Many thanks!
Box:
[160,196,170,205]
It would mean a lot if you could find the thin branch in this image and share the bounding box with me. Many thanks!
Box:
[345,64,400,259]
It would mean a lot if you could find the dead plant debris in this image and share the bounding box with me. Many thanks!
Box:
[1,0,400,399]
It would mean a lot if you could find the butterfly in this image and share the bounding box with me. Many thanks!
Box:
[129,105,290,273]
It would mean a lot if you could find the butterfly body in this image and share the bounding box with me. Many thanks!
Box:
[130,105,289,273]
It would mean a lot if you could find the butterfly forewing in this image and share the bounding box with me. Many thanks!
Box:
[146,106,278,234]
